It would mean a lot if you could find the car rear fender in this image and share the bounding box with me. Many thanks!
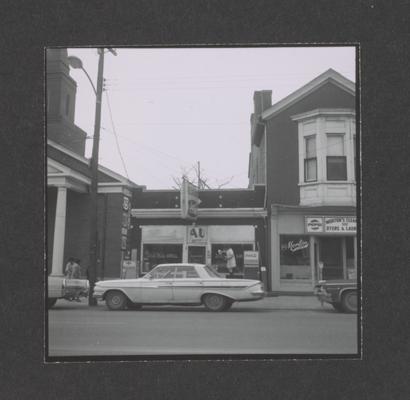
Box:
[338,287,357,301]
[102,288,131,301]
[201,291,236,302]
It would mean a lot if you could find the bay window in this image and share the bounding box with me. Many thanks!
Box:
[326,134,347,180]
[304,136,317,182]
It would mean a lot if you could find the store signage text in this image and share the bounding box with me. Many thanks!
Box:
[324,217,356,233]
[244,251,259,265]
[306,218,324,232]
[305,216,356,234]
[288,240,309,252]
[188,226,208,243]
[123,196,130,211]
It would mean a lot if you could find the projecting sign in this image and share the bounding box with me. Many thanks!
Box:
[181,177,201,220]
[122,196,131,211]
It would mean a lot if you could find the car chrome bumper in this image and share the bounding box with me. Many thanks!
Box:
[244,291,265,301]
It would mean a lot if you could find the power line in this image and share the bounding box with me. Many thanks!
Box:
[104,90,129,179]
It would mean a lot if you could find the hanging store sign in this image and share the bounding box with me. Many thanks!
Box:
[122,196,131,211]
[305,216,356,234]
[181,177,201,220]
[122,212,130,228]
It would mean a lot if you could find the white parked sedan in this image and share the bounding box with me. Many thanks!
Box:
[93,263,265,312]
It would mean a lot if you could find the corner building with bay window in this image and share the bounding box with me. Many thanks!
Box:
[249,69,358,293]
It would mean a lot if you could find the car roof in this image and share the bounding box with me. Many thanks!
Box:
[155,263,206,268]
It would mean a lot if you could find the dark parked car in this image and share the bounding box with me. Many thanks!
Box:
[314,280,358,313]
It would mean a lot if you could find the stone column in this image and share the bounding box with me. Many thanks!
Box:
[51,187,67,276]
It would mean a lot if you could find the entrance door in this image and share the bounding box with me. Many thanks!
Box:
[188,246,206,264]
[319,238,343,280]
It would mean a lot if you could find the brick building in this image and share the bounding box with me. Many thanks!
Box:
[249,69,357,293]
[47,49,140,279]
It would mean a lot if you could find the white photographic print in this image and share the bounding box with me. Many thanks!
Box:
[46,46,359,359]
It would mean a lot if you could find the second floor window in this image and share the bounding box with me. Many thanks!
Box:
[304,135,317,182]
[326,134,347,180]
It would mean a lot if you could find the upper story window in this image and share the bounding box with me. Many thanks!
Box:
[304,135,317,182]
[326,134,347,180]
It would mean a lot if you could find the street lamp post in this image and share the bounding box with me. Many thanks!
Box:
[68,48,116,306]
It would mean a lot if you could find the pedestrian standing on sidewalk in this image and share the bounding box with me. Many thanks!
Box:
[64,257,76,278]
[225,246,236,276]
[71,259,82,301]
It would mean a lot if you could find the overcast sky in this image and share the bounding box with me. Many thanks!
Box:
[67,46,355,189]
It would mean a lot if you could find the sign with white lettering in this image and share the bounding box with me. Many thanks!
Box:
[244,251,259,265]
[188,226,208,243]
[122,196,130,211]
[306,216,356,234]
[287,239,309,252]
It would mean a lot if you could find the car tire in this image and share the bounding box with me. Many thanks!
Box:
[105,291,127,311]
[127,300,142,310]
[202,294,228,312]
[222,300,233,311]
[341,290,357,313]
[48,298,57,309]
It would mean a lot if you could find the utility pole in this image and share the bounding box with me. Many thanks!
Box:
[87,48,105,306]
[197,161,200,189]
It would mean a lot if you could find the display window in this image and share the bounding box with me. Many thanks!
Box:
[142,244,183,273]
[211,243,253,274]
[346,236,357,279]
[280,235,311,280]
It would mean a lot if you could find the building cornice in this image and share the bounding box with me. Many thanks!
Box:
[47,139,141,188]
[291,108,356,122]
[131,208,267,219]
[261,69,355,121]
[271,203,356,216]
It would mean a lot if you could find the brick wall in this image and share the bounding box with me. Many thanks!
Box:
[266,82,355,205]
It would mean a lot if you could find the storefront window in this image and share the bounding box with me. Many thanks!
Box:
[280,235,311,280]
[346,236,356,279]
[211,244,253,274]
[142,244,182,274]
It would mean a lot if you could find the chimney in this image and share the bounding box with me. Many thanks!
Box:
[253,90,272,115]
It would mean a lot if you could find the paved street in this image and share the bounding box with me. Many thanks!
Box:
[48,296,358,357]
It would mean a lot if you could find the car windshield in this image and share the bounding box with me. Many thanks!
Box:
[204,265,223,278]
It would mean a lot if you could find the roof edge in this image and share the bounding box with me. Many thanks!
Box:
[261,69,355,121]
